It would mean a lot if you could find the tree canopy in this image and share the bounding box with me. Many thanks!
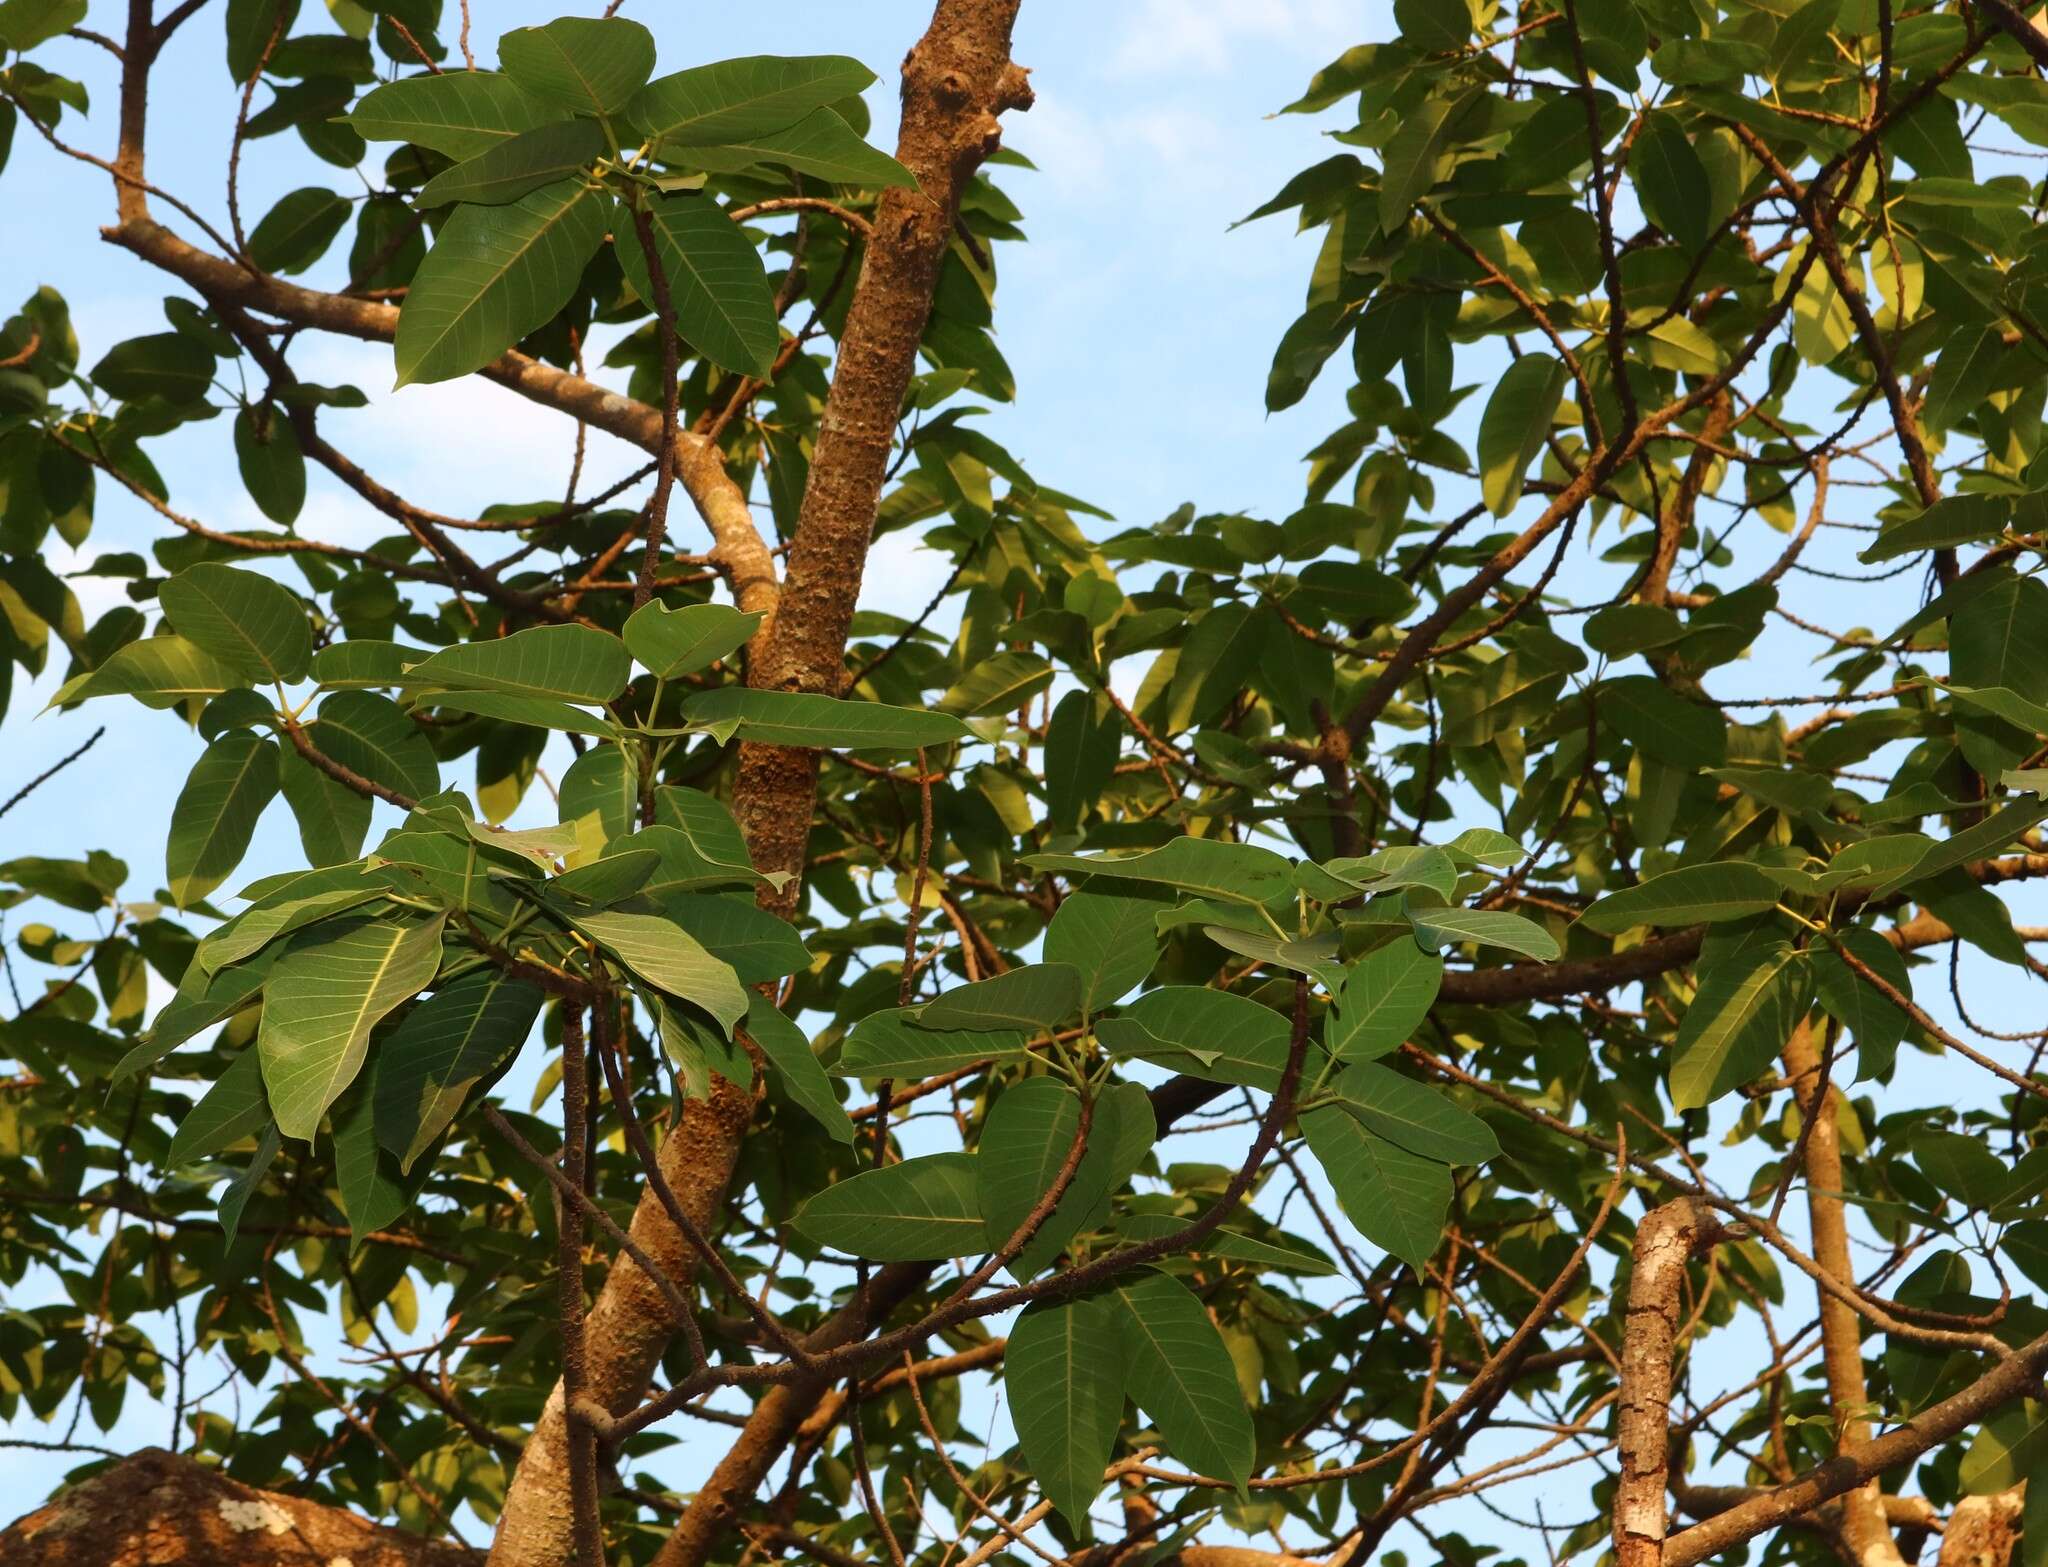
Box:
[5,4,2048,1567]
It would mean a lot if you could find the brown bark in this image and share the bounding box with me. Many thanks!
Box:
[1939,1491,2024,1567]
[734,0,1033,905]
[1784,1019,1910,1567]
[1615,1198,1723,1567]
[0,1448,478,1567]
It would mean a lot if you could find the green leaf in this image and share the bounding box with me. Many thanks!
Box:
[1393,0,1470,51]
[1167,604,1265,731]
[1108,1270,1255,1493]
[167,733,282,909]
[978,1078,1154,1278]
[1378,86,1477,230]
[1668,943,1812,1110]
[1329,941,1442,1061]
[0,0,88,50]
[1913,1128,2009,1211]
[938,650,1056,718]
[1026,838,1295,905]
[1044,689,1118,830]
[644,791,770,889]
[91,332,213,402]
[308,692,439,803]
[1871,796,2048,898]
[167,1049,269,1167]
[1952,575,2048,710]
[614,195,779,378]
[259,913,447,1141]
[334,1088,421,1243]
[1859,493,2011,563]
[630,54,877,147]
[681,687,970,749]
[745,994,854,1145]
[1476,353,1567,517]
[373,969,543,1172]
[276,748,372,867]
[1201,925,1345,994]
[422,690,616,738]
[348,71,559,159]
[1302,1103,1450,1271]
[1099,986,1292,1091]
[1007,1293,1124,1531]
[836,1008,1025,1077]
[1324,845,1460,900]
[233,404,306,526]
[915,964,1082,1034]
[1601,675,1726,768]
[1406,906,1558,959]
[160,563,312,684]
[665,891,811,983]
[1961,1404,2048,1496]
[676,107,915,189]
[1327,1062,1497,1165]
[1634,112,1713,251]
[197,883,385,977]
[1581,862,1782,935]
[1046,889,1162,1015]
[393,179,607,386]
[416,118,605,208]
[406,624,630,703]
[1923,324,2005,432]
[218,1125,280,1248]
[571,909,748,1033]
[1811,927,1910,1081]
[498,16,655,116]
[623,601,762,679]
[248,186,350,276]
[789,1150,985,1260]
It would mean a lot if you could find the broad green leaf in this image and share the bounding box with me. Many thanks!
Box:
[615,195,780,378]
[657,997,754,1099]
[309,640,433,689]
[347,71,559,159]
[219,1125,280,1247]
[117,959,273,1080]
[630,54,877,147]
[0,0,88,50]
[373,969,543,1172]
[551,847,661,905]
[1044,689,1118,830]
[248,187,350,275]
[681,687,970,749]
[1407,905,1558,959]
[1923,324,2005,432]
[1476,353,1567,517]
[1962,1404,2048,1496]
[665,891,811,983]
[572,909,747,1032]
[1329,941,1442,1060]
[623,601,762,679]
[498,16,655,115]
[914,964,1082,1034]
[643,793,768,890]
[1913,1128,2009,1211]
[1046,889,1163,1014]
[1324,845,1460,900]
[277,748,372,867]
[1099,986,1292,1090]
[789,1150,984,1260]
[167,733,282,909]
[335,1087,424,1243]
[233,405,306,525]
[416,118,605,208]
[978,1078,1154,1277]
[1811,927,1910,1081]
[259,913,447,1141]
[160,564,312,686]
[1026,837,1295,904]
[1872,796,2048,898]
[166,1049,269,1167]
[1582,862,1783,935]
[1668,943,1812,1110]
[1302,1103,1450,1271]
[1393,0,1470,50]
[223,0,298,81]
[1378,86,1477,230]
[746,994,854,1145]
[939,650,1056,718]
[1952,575,2048,709]
[406,624,630,703]
[1601,675,1726,769]
[1108,1270,1255,1493]
[314,690,440,802]
[1634,112,1712,250]
[1860,493,2010,563]
[836,1007,1026,1077]
[676,107,915,189]
[197,883,385,976]
[1327,1062,1497,1165]
[420,690,616,738]
[1167,604,1264,731]
[1007,1294,1124,1530]
[1201,925,1345,994]
[393,180,607,386]
[1115,1214,1337,1275]
[92,332,212,402]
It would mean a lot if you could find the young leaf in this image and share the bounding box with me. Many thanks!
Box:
[789,1151,985,1260]
[393,180,607,386]
[167,733,282,909]
[406,624,631,704]
[1108,1270,1256,1493]
[615,195,780,378]
[259,913,447,1141]
[1476,353,1567,517]
[160,563,312,684]
[1007,1294,1124,1532]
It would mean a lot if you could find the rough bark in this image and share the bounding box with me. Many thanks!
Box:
[1615,1197,1723,1567]
[1939,1491,2024,1567]
[1784,1019,1910,1567]
[734,0,1033,905]
[0,1448,479,1567]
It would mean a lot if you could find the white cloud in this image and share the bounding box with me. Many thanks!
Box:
[1104,0,1360,78]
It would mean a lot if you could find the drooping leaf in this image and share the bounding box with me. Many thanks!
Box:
[1007,1293,1125,1531]
[1476,353,1567,517]
[167,733,282,909]
[665,891,812,983]
[745,994,854,1145]
[571,909,748,1033]
[1810,926,1911,1081]
[373,970,543,1172]
[166,1048,270,1167]
[1302,1103,1451,1271]
[615,195,780,378]
[1108,1270,1256,1494]
[233,404,307,526]
[1634,112,1713,250]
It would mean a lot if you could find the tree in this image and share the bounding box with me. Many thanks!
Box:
[4,1,2048,1566]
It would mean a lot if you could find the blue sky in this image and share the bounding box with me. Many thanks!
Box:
[6,0,2045,1545]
